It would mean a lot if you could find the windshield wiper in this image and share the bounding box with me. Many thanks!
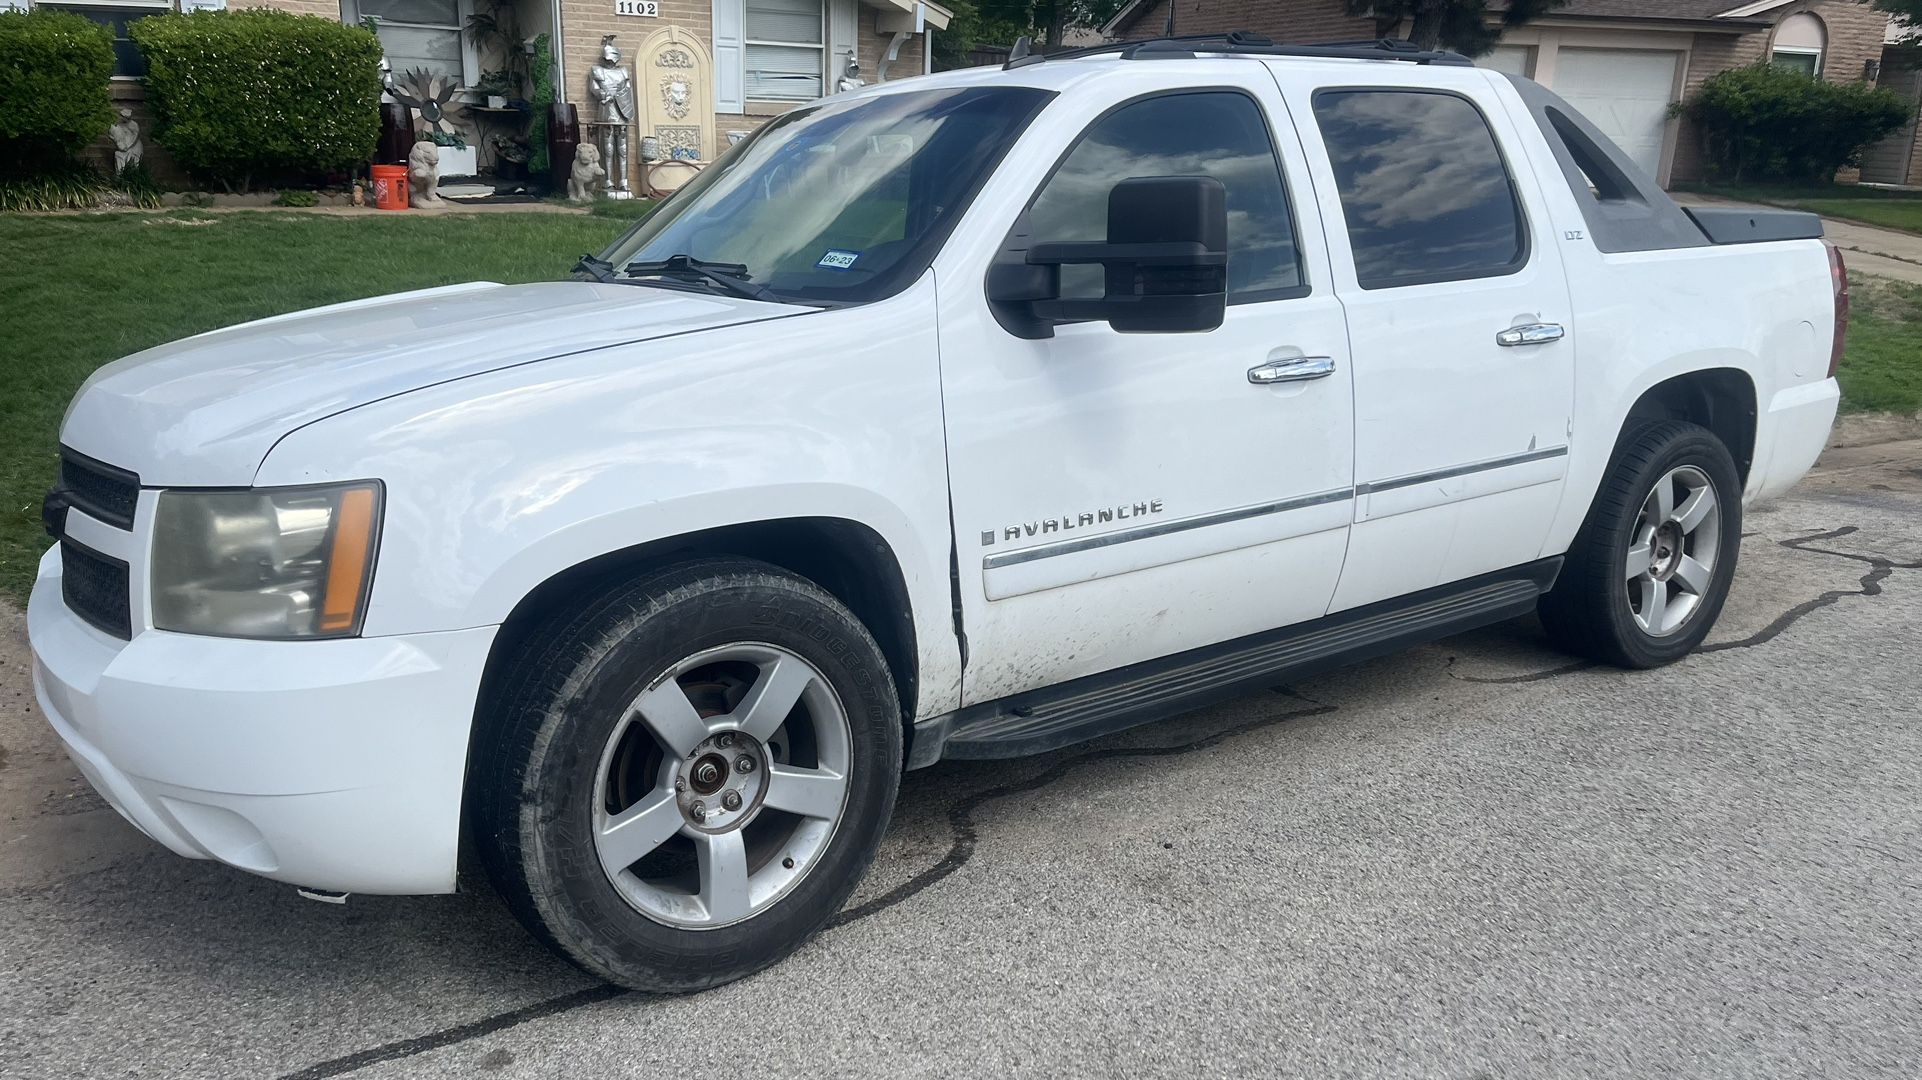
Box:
[623,254,782,304]
[573,253,615,282]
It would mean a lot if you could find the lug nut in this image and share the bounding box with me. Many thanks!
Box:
[674,777,687,793]
[689,801,707,822]
[735,756,756,773]
[722,791,743,811]
[717,732,736,749]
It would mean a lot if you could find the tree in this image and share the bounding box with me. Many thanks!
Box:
[967,0,1127,51]
[1344,0,1568,57]
[1873,1,1922,67]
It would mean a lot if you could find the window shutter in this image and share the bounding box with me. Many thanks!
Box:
[713,0,746,113]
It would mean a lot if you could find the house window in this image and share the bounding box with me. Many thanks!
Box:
[36,3,167,78]
[745,0,825,101]
[342,0,476,87]
[1772,12,1826,77]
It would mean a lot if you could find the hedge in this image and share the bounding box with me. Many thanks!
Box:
[130,10,382,191]
[1678,63,1912,183]
[0,9,115,178]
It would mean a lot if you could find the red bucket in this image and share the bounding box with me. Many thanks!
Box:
[370,164,408,211]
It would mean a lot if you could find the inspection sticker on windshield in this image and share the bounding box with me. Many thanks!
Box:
[816,249,860,271]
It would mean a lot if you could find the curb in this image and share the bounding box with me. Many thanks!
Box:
[1829,411,1922,449]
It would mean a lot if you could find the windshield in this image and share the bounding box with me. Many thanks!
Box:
[597,85,1053,305]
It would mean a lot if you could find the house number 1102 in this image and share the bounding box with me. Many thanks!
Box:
[615,0,660,15]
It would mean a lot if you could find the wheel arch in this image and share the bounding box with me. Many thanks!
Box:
[1621,368,1758,485]
[476,516,922,737]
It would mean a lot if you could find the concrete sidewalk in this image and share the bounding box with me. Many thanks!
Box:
[1675,192,1922,284]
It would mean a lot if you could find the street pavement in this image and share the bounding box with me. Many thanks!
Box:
[2,440,1919,1080]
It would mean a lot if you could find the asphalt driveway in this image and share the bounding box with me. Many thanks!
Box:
[2,440,1919,1080]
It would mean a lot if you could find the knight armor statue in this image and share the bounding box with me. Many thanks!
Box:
[836,56,863,94]
[588,35,636,197]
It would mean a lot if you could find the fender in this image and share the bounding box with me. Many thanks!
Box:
[255,275,965,721]
[1542,236,1831,558]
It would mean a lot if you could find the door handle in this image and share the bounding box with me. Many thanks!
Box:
[1248,356,1336,385]
[1497,322,1566,347]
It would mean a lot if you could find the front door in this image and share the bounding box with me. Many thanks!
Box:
[1278,69,1577,612]
[936,70,1356,705]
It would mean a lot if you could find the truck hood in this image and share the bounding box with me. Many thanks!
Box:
[61,281,810,486]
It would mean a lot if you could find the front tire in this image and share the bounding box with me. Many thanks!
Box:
[470,558,902,991]
[1540,420,1743,668]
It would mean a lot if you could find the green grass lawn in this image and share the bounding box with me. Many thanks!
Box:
[0,208,638,604]
[1844,276,1922,414]
[1678,182,1922,235]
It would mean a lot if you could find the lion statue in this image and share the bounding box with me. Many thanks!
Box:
[568,142,606,201]
[408,140,443,208]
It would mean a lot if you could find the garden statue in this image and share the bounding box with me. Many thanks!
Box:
[351,181,365,208]
[587,35,635,197]
[836,57,863,94]
[568,142,605,201]
[408,139,444,208]
[110,109,142,173]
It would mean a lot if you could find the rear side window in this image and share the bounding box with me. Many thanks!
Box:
[1027,91,1305,303]
[1312,89,1527,289]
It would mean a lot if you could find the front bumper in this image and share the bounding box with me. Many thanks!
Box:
[29,547,497,895]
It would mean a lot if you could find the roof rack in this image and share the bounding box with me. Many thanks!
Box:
[1004,31,1472,70]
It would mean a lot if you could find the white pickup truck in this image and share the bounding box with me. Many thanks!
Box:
[32,33,1843,990]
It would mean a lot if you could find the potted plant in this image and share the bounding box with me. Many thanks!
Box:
[476,69,517,110]
[465,1,530,105]
[489,132,532,180]
[429,128,477,177]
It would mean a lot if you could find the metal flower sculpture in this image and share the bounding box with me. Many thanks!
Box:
[391,68,460,137]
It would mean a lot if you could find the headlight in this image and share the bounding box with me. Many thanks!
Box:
[151,482,382,639]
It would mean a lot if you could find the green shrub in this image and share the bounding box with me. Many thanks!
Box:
[271,188,318,206]
[0,9,115,178]
[130,10,382,192]
[529,32,553,176]
[0,161,112,212]
[115,160,164,208]
[1678,63,1912,183]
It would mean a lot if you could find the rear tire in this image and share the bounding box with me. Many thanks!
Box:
[1540,420,1743,668]
[470,558,901,991]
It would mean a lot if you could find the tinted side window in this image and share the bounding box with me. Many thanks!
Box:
[1028,92,1304,303]
[1312,90,1526,289]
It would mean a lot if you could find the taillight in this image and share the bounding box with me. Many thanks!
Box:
[1828,242,1849,379]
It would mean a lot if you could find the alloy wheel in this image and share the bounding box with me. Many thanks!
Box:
[1624,464,1722,638]
[590,642,852,929]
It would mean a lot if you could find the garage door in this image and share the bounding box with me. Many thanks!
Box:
[1484,45,1533,78]
[1551,48,1680,180]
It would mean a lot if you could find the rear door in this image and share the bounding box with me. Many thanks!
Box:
[1272,64,1577,612]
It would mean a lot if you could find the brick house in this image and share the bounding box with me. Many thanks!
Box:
[1104,0,1909,189]
[20,0,945,190]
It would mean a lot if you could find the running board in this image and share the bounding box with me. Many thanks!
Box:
[910,558,1561,766]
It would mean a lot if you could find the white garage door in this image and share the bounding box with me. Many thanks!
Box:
[1484,45,1533,78]
[1551,48,1681,180]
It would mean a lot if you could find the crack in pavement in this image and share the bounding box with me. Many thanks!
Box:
[1448,525,1921,685]
[280,694,1342,1079]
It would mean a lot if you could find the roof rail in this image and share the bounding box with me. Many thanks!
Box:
[1004,31,1472,70]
